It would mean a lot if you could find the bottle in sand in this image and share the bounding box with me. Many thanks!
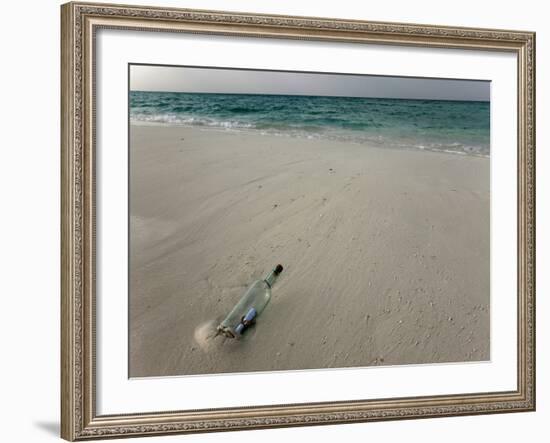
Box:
[217,265,284,338]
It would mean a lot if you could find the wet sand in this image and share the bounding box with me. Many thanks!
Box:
[129,124,490,377]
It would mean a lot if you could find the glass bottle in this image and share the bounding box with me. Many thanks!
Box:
[217,265,284,338]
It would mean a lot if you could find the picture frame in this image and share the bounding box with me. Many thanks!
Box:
[61,1,536,440]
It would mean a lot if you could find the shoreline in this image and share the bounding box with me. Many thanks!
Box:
[129,124,490,378]
[129,120,490,159]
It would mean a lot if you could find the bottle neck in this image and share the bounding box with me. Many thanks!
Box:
[264,269,280,288]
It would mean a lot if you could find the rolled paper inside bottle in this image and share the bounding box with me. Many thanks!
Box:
[234,308,257,336]
[243,308,257,323]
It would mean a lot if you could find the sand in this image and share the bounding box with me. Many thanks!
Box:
[129,124,490,377]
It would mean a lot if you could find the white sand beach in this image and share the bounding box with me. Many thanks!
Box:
[129,124,490,377]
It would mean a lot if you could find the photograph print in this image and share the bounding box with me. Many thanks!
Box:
[128,65,490,378]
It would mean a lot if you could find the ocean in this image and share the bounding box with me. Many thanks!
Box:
[130,91,490,157]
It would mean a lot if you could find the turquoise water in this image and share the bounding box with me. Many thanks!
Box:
[130,91,490,157]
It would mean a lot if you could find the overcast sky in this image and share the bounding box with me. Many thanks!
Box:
[130,65,490,101]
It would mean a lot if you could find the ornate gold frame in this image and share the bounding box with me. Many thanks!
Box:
[61,1,536,440]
